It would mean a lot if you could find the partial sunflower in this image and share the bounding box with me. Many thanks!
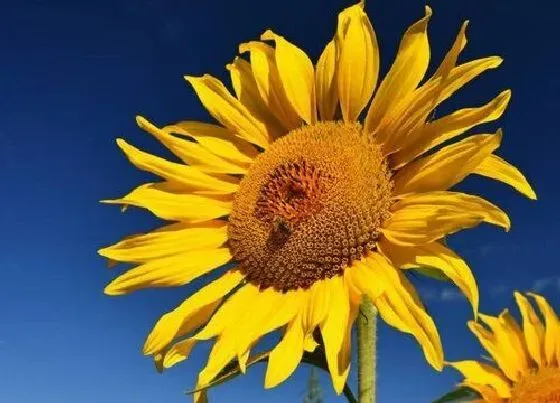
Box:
[100,0,536,397]
[447,292,560,403]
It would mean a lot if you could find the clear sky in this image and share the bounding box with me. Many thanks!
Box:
[1,0,559,402]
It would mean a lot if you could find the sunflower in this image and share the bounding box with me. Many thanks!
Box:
[448,292,560,403]
[100,0,535,396]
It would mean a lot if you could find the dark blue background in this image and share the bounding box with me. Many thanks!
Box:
[1,0,558,401]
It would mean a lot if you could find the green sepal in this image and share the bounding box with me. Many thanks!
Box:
[432,386,479,402]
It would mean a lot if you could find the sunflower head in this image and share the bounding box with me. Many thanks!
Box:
[229,122,392,291]
[100,0,535,398]
[448,292,560,403]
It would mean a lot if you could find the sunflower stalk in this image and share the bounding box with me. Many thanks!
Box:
[357,298,377,403]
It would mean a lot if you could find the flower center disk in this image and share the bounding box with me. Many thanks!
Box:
[511,367,560,403]
[228,122,392,291]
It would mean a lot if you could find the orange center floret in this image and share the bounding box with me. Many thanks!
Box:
[510,367,560,403]
[228,122,392,291]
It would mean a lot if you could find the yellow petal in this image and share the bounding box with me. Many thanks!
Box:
[514,292,545,368]
[233,288,302,356]
[528,293,560,366]
[226,57,284,139]
[365,6,432,136]
[336,1,379,122]
[393,132,502,195]
[261,30,316,125]
[382,191,510,246]
[239,41,302,130]
[302,279,332,332]
[198,334,237,386]
[516,292,547,368]
[319,276,350,393]
[192,382,208,403]
[385,56,503,162]
[162,120,259,166]
[99,221,227,263]
[116,139,238,195]
[337,301,358,389]
[395,89,511,164]
[185,74,270,148]
[264,316,305,389]
[136,116,249,175]
[162,338,197,369]
[473,154,537,200]
[345,258,385,305]
[143,269,245,355]
[315,40,338,121]
[448,361,512,398]
[362,253,444,370]
[102,183,232,223]
[104,248,231,296]
[478,310,530,380]
[432,21,469,80]
[459,380,503,403]
[379,240,479,318]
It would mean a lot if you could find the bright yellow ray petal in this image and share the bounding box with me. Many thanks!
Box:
[102,183,233,223]
[99,221,227,263]
[104,248,232,296]
[467,320,521,381]
[336,0,379,122]
[320,276,351,393]
[116,139,239,195]
[385,56,503,162]
[345,258,385,305]
[162,120,259,166]
[198,333,237,386]
[264,316,305,389]
[302,279,332,333]
[143,269,245,355]
[162,338,197,369]
[379,240,479,318]
[393,131,502,195]
[193,284,258,341]
[459,380,503,403]
[315,40,338,121]
[337,301,358,389]
[478,310,530,380]
[239,41,302,130]
[515,292,546,368]
[365,6,432,136]
[261,30,316,125]
[361,253,444,370]
[185,74,271,148]
[136,116,248,175]
[448,361,512,398]
[432,21,469,80]
[473,154,537,200]
[226,56,285,139]
[395,89,511,164]
[527,293,559,366]
[382,191,510,246]
[233,288,303,356]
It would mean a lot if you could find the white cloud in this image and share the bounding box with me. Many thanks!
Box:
[531,276,560,293]
[440,288,464,301]
[419,286,464,302]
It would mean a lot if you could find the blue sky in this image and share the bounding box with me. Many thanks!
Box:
[1,0,559,402]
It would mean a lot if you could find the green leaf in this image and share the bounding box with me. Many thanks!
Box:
[432,386,479,403]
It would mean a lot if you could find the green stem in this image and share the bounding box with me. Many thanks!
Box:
[357,297,377,403]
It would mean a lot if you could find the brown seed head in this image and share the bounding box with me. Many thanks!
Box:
[228,122,392,291]
[511,367,560,403]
